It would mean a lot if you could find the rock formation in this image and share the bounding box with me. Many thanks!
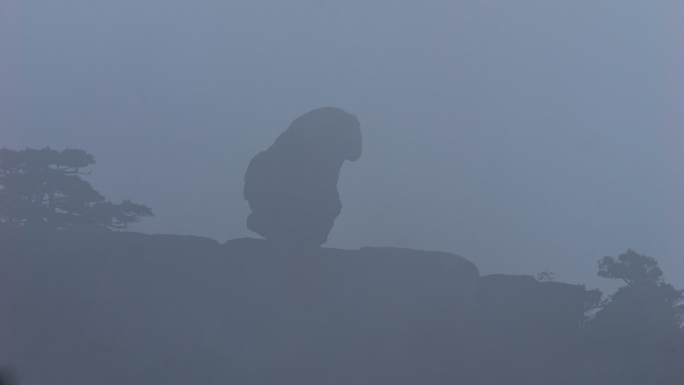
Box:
[243,107,362,246]
[2,228,652,385]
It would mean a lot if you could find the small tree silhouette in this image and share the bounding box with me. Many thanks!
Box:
[589,250,684,351]
[536,271,555,282]
[0,147,153,229]
[598,249,664,286]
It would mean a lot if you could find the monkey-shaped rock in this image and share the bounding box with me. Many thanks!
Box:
[244,107,362,246]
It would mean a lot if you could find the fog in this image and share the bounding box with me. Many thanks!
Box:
[1,0,682,293]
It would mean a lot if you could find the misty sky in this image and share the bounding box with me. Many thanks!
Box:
[1,0,682,291]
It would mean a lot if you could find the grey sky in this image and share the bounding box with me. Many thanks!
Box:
[1,0,682,291]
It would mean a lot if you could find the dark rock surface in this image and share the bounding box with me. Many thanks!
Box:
[243,107,362,246]
[1,229,682,384]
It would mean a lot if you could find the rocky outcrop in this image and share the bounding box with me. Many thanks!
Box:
[243,107,362,246]
[0,229,482,384]
[1,229,680,384]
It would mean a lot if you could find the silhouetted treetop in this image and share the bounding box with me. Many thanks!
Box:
[590,250,684,351]
[598,249,663,286]
[0,147,153,230]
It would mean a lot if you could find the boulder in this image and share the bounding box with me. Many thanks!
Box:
[243,107,362,246]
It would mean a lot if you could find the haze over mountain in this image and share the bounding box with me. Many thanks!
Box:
[1,0,682,293]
